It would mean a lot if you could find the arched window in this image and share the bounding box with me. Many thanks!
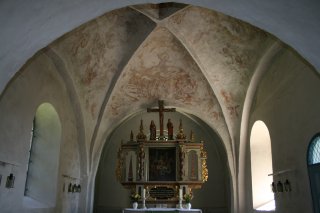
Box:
[24,103,62,207]
[250,120,275,211]
[307,134,320,213]
[308,134,320,165]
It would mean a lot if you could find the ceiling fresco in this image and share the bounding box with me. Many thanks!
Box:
[44,3,279,168]
[50,7,155,141]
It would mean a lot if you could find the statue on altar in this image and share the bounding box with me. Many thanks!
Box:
[150,120,157,140]
[137,119,147,141]
[130,130,134,141]
[147,100,176,140]
[176,119,186,140]
[167,119,174,140]
[190,130,195,142]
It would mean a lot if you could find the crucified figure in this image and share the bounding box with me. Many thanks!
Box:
[147,100,176,139]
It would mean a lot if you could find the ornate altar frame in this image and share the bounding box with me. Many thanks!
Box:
[115,100,208,206]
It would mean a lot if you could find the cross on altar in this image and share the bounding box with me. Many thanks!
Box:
[147,100,176,139]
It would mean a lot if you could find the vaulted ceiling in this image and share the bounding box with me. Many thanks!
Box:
[10,3,311,175]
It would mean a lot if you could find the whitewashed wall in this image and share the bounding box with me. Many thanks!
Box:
[249,47,320,213]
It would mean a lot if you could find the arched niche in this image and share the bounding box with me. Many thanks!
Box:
[94,111,230,213]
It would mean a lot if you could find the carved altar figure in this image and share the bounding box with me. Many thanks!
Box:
[190,130,195,142]
[150,120,157,140]
[167,119,174,140]
[179,145,185,181]
[138,144,145,180]
[176,119,186,140]
[136,119,146,141]
[130,130,134,141]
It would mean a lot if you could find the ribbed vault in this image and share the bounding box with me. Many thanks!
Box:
[47,4,279,173]
[10,3,297,212]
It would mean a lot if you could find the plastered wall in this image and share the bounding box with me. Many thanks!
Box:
[249,48,320,213]
[0,3,320,213]
[0,53,83,213]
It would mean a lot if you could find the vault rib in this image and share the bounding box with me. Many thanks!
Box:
[163,20,236,177]
[129,6,159,24]
[44,47,89,178]
[89,25,157,169]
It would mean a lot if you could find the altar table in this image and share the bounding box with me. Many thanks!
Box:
[123,208,202,213]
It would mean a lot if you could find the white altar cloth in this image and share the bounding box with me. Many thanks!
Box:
[123,208,202,213]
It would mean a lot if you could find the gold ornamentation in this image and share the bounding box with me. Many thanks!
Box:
[179,145,185,181]
[201,146,208,182]
[138,143,145,180]
[202,160,208,182]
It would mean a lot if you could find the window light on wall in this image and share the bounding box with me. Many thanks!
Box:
[256,200,275,211]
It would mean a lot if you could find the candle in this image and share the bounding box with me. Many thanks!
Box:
[142,188,146,199]
[179,188,183,200]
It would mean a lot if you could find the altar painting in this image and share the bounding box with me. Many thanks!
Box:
[149,148,176,181]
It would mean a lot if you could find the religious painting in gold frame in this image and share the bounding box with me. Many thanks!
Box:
[148,147,176,181]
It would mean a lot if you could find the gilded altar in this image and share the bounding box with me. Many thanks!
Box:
[115,100,208,205]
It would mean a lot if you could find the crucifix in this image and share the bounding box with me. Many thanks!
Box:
[147,100,176,139]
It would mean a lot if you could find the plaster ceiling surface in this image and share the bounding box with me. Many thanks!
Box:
[165,6,276,136]
[11,4,292,168]
[1,0,320,98]
[106,26,224,129]
[50,7,156,141]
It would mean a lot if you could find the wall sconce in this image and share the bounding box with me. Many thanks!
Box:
[68,183,72,192]
[72,184,78,193]
[67,183,81,193]
[5,173,15,188]
[271,182,276,193]
[284,179,291,192]
[276,181,283,193]
[62,174,81,193]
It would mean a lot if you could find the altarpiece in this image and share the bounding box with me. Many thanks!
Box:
[115,100,208,207]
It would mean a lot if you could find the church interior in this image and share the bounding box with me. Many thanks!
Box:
[1,1,320,213]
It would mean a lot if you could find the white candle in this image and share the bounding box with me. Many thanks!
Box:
[179,189,183,200]
[142,188,146,199]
